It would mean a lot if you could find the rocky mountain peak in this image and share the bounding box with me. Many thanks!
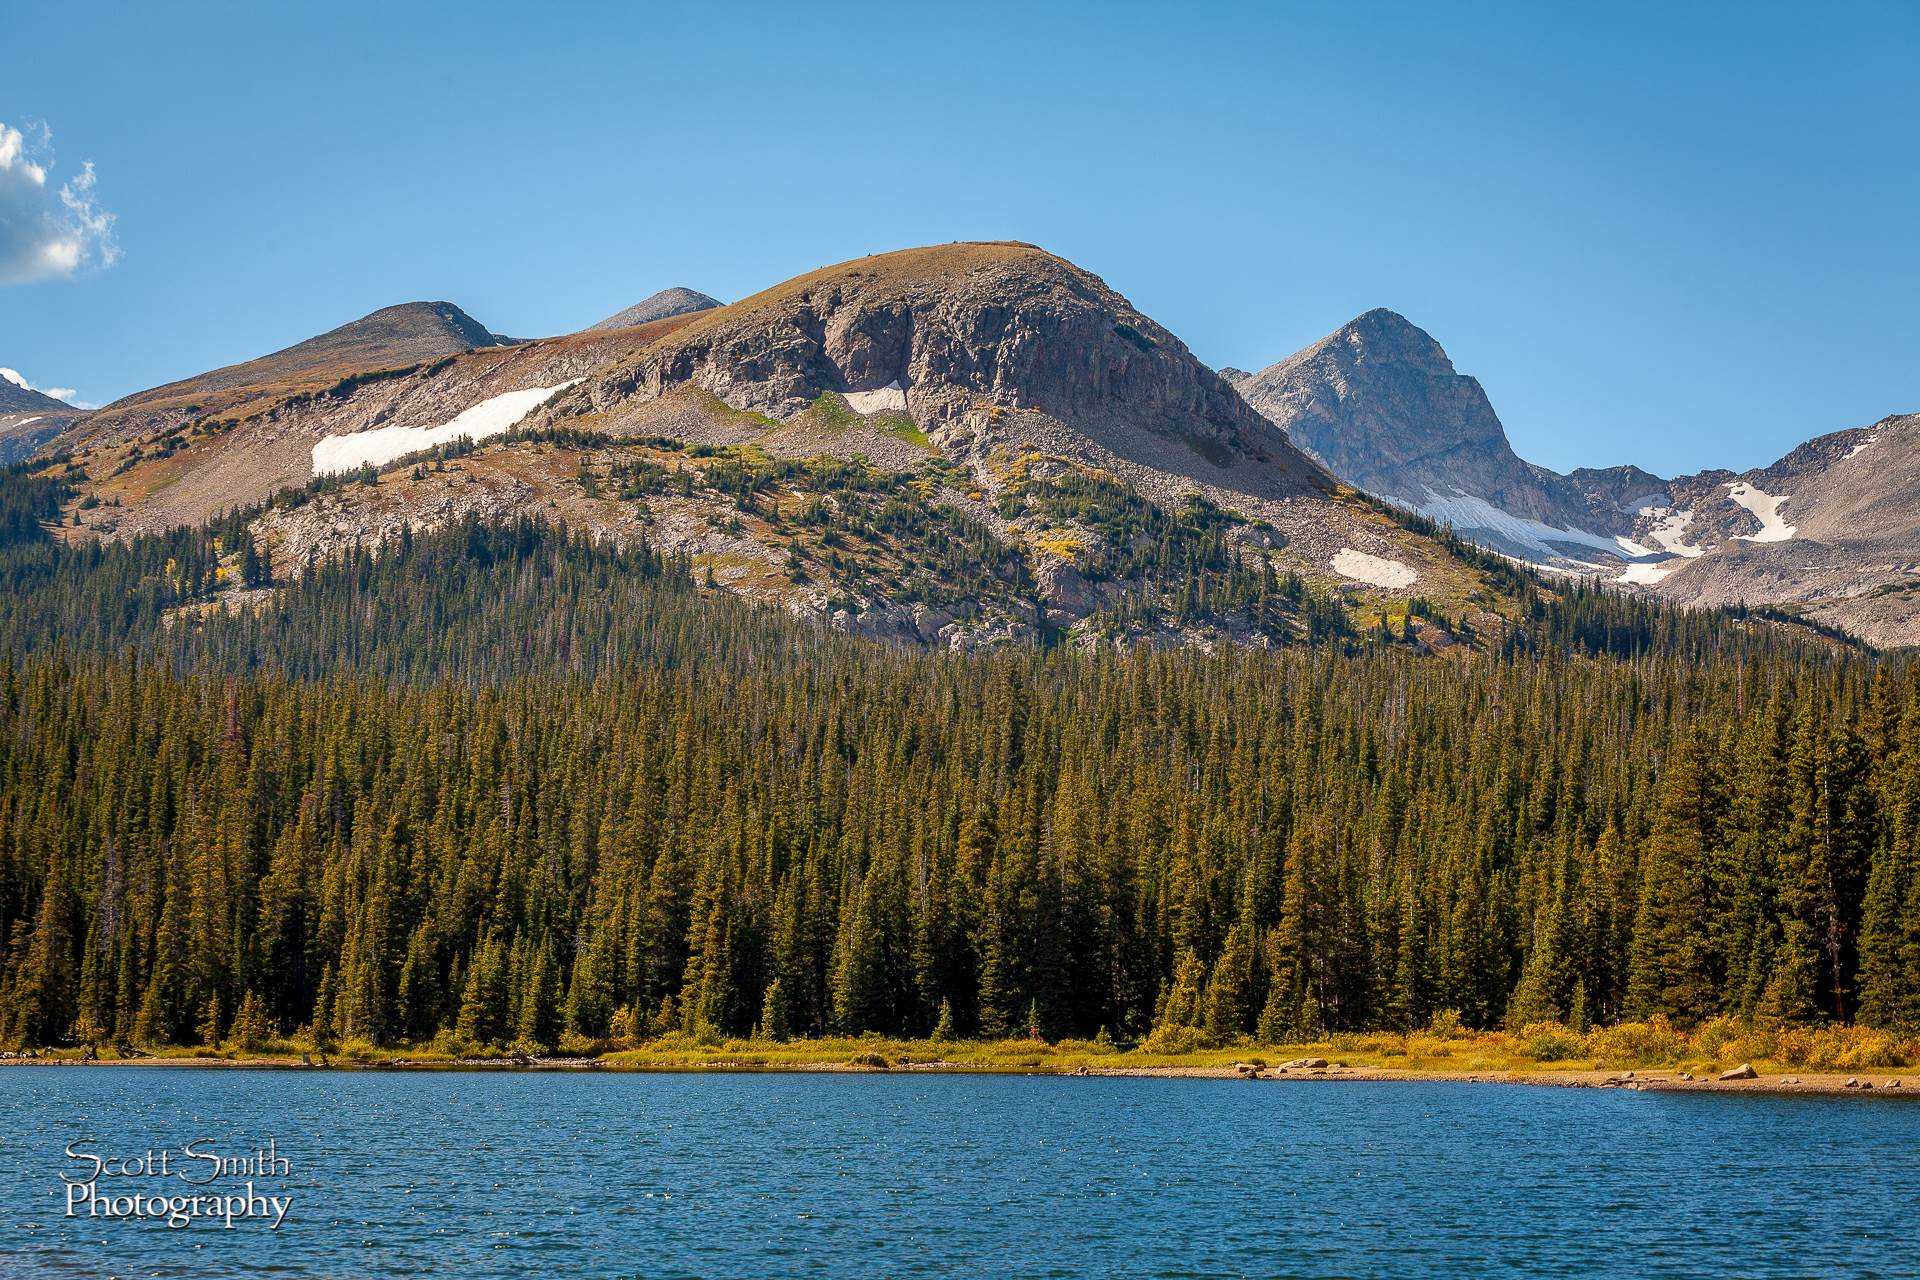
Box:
[98,300,513,415]
[1328,308,1457,377]
[559,242,1328,496]
[1239,306,1919,647]
[1232,309,1633,555]
[0,370,75,414]
[340,300,499,354]
[1236,309,1512,487]
[589,287,721,332]
[1,370,81,464]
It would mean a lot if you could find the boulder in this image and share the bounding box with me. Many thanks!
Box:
[1718,1063,1758,1081]
[1279,1057,1328,1070]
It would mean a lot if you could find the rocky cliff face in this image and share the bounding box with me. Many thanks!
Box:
[589,287,721,331]
[1567,463,1672,518]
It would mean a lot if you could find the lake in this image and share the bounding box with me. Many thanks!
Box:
[2,1069,1916,1278]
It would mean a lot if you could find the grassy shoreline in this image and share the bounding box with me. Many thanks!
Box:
[8,1021,1918,1097]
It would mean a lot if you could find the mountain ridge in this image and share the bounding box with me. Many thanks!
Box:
[1232,310,1918,647]
[33,242,1541,653]
[57,301,520,450]
[1,369,85,463]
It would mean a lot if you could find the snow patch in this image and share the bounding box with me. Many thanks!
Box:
[10,416,40,427]
[841,381,907,415]
[1844,434,1880,460]
[1641,507,1704,558]
[311,380,583,477]
[1608,509,1704,586]
[1331,547,1418,590]
[1726,482,1796,542]
[1616,562,1675,585]
[1405,488,1622,558]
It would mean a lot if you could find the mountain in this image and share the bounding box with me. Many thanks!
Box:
[61,301,521,448]
[1629,414,1919,648]
[0,370,84,464]
[1,369,76,415]
[558,242,1322,489]
[1233,310,1629,560]
[38,242,1539,651]
[588,287,721,331]
[1233,310,1918,647]
[505,241,1523,641]
[50,309,699,538]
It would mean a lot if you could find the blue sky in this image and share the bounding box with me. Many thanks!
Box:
[2,0,1914,475]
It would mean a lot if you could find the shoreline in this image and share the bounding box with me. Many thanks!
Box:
[4,1054,1911,1097]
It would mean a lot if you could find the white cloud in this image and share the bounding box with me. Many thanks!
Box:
[0,121,118,285]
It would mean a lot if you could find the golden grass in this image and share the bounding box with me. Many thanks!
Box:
[18,1016,1918,1076]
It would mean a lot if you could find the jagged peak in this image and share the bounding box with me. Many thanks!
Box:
[1308,308,1456,378]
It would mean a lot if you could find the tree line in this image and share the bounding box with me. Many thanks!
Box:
[0,517,1914,1051]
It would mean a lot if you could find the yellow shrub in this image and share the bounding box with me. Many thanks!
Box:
[1142,1024,1214,1054]
[1517,1022,1583,1062]
[1776,1024,1913,1070]
[1585,1016,1685,1066]
[1691,1014,1746,1059]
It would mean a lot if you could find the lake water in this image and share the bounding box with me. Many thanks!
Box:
[2,1068,1916,1278]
